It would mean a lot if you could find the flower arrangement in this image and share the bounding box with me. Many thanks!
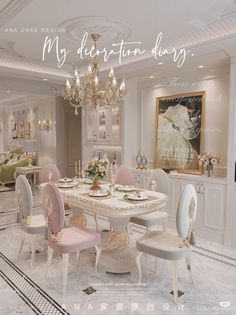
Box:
[198,153,221,177]
[84,157,109,181]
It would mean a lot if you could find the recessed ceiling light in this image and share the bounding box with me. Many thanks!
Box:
[43,78,48,81]
[158,62,163,65]
[149,75,155,79]
[6,90,11,93]
[198,65,205,69]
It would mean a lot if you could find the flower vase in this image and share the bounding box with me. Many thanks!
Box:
[206,162,213,177]
[90,179,101,190]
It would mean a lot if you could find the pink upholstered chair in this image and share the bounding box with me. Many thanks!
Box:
[39,164,61,184]
[16,175,46,268]
[39,163,72,211]
[42,183,101,294]
[116,164,134,186]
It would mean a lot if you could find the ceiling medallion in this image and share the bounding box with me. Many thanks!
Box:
[58,16,132,44]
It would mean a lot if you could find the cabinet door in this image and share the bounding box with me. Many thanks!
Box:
[203,183,225,231]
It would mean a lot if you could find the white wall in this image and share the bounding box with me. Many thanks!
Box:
[139,75,229,175]
[121,78,139,167]
[37,97,57,166]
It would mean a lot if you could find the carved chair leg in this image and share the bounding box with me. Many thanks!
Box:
[136,251,143,285]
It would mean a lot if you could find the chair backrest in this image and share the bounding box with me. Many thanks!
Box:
[176,184,197,239]
[148,169,170,195]
[116,164,134,186]
[42,183,64,235]
[15,175,33,219]
[39,164,61,184]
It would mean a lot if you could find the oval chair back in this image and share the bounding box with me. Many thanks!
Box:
[148,169,170,196]
[42,183,65,236]
[176,184,197,240]
[116,164,134,186]
[39,164,61,184]
[15,175,33,221]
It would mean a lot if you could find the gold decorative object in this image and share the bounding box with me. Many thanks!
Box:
[108,231,129,249]
[64,33,127,115]
[68,215,87,228]
[90,179,102,191]
[38,119,55,132]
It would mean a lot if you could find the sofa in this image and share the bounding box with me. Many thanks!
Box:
[0,148,32,186]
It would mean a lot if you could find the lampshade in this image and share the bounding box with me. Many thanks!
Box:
[22,140,37,153]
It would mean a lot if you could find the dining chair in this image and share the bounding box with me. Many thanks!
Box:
[38,164,61,184]
[130,169,170,234]
[116,164,134,186]
[42,183,101,294]
[16,175,46,268]
[135,184,197,304]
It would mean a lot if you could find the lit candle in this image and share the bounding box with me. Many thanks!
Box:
[94,75,98,85]
[78,160,81,177]
[109,67,114,78]
[75,161,78,175]
[74,67,79,77]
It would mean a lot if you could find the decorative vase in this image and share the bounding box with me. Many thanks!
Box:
[136,152,142,169]
[90,179,102,190]
[140,154,147,170]
[206,162,213,177]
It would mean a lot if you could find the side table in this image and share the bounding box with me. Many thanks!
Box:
[14,166,42,186]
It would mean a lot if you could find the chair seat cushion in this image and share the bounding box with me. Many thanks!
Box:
[48,227,101,254]
[21,214,46,235]
[136,231,191,260]
[130,211,168,227]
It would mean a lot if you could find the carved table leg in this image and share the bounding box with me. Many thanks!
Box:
[100,217,136,273]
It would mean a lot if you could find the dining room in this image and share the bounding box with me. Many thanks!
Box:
[0,0,236,314]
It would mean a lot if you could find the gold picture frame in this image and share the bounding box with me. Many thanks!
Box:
[153,91,205,174]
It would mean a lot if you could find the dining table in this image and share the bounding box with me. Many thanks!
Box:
[41,180,168,274]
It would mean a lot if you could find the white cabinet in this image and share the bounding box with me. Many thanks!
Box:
[85,107,121,145]
[131,169,227,244]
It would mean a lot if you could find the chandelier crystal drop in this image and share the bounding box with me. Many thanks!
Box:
[64,33,127,115]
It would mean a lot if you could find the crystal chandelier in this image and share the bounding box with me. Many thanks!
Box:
[64,34,127,115]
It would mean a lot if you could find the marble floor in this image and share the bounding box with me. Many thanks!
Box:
[0,190,236,315]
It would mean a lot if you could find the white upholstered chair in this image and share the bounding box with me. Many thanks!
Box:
[16,175,46,268]
[130,169,170,234]
[136,184,197,304]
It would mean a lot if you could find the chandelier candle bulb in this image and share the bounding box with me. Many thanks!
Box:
[66,79,71,88]
[94,75,98,85]
[112,77,117,87]
[74,67,79,76]
[109,68,114,77]
[76,77,80,86]
[88,64,92,73]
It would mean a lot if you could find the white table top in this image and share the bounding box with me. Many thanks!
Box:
[41,182,168,218]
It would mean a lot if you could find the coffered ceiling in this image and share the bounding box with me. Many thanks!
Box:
[0,0,235,93]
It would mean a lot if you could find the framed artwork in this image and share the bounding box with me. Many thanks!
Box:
[11,120,18,140]
[153,91,205,174]
[19,120,25,139]
[24,121,31,139]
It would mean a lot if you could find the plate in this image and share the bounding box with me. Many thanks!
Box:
[89,191,109,197]
[84,179,93,184]
[117,185,135,192]
[127,194,148,201]
[57,183,74,189]
[58,177,73,183]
